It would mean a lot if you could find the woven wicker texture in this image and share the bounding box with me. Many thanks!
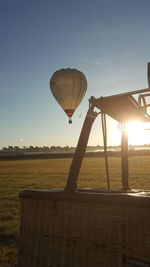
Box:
[19,193,150,267]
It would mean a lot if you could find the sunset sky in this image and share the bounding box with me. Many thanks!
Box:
[1,0,150,148]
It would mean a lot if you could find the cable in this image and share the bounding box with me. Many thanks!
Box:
[101,113,110,191]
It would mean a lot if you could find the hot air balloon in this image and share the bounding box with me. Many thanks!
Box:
[50,68,87,123]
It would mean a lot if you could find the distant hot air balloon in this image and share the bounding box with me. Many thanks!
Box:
[50,68,87,123]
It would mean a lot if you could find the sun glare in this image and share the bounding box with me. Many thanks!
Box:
[126,121,150,145]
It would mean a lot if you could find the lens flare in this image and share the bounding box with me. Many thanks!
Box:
[126,121,150,145]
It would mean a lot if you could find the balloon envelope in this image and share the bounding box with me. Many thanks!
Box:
[50,68,87,118]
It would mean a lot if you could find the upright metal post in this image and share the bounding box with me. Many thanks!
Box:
[121,126,130,190]
[65,106,98,192]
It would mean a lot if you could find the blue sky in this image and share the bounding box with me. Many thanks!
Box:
[1,0,150,148]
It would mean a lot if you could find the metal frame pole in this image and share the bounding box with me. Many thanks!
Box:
[121,126,130,190]
[103,88,150,99]
[65,106,98,192]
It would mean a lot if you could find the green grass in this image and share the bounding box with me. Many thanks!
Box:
[0,156,150,266]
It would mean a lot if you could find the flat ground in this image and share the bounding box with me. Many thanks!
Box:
[0,155,150,266]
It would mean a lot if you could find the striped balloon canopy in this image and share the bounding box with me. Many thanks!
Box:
[50,68,87,123]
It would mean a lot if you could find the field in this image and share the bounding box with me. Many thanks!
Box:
[0,155,150,266]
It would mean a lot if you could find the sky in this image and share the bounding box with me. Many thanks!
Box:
[1,0,150,149]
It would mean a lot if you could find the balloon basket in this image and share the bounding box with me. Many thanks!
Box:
[19,189,150,267]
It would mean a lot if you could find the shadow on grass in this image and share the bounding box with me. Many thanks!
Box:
[0,244,18,267]
[0,233,18,247]
[0,234,18,266]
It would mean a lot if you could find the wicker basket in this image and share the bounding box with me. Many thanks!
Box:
[19,189,150,267]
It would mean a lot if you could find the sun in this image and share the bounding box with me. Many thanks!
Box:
[126,121,150,145]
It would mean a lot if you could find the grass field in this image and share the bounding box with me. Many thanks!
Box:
[0,155,150,266]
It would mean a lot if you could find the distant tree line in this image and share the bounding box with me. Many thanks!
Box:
[1,144,149,155]
[1,145,102,153]
[0,145,116,154]
[1,145,75,153]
